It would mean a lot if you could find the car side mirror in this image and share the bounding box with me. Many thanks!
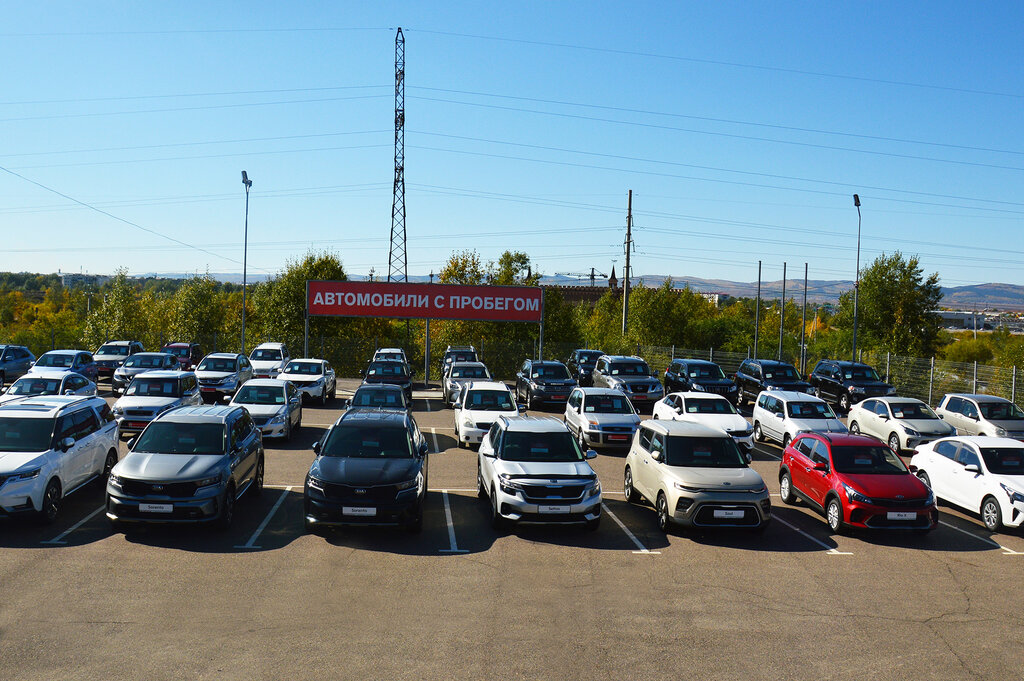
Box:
[880,414,889,421]
[651,450,663,462]
[812,461,828,472]
[675,406,683,414]
[518,404,526,413]
[774,411,783,419]
[907,464,918,473]
[61,436,76,451]
[745,452,752,464]
[969,414,979,421]
[419,442,429,457]
[585,449,598,460]
[964,464,980,473]
[344,398,352,408]
[358,369,364,377]
[938,414,944,420]
[64,389,74,395]
[311,441,321,455]
[483,449,496,458]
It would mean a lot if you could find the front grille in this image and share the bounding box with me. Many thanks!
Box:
[706,385,731,395]
[475,422,493,431]
[119,479,200,498]
[520,484,586,502]
[602,426,633,433]
[870,498,930,508]
[630,384,649,393]
[252,417,270,427]
[125,409,152,417]
[320,481,397,503]
[693,504,760,526]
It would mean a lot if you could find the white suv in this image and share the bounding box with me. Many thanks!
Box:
[452,381,522,448]
[653,392,753,452]
[564,387,641,451]
[477,415,601,531]
[249,342,290,379]
[0,395,119,523]
[752,390,847,449]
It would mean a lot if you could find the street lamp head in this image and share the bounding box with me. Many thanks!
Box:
[241,171,252,189]
[853,193,860,207]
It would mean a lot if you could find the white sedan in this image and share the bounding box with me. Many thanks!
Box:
[653,392,754,452]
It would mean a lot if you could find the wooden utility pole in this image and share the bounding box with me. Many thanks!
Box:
[621,190,633,335]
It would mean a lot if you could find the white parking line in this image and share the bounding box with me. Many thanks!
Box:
[939,520,1024,555]
[601,503,660,555]
[439,490,468,554]
[41,505,106,545]
[771,515,852,555]
[235,486,293,550]
[424,398,432,412]
[429,427,441,453]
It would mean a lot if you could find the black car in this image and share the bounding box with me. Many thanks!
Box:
[566,348,604,387]
[807,360,895,412]
[515,359,577,410]
[663,359,738,399]
[440,345,478,377]
[360,360,413,399]
[733,359,812,407]
[347,383,411,412]
[304,408,429,533]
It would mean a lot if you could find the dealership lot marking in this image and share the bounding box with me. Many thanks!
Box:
[40,505,106,545]
[439,490,468,554]
[771,514,852,555]
[601,502,660,555]
[939,520,1024,555]
[235,486,293,550]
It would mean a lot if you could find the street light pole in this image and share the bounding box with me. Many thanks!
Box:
[241,171,252,354]
[851,194,861,362]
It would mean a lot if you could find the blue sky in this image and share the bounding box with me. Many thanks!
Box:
[1,1,1022,291]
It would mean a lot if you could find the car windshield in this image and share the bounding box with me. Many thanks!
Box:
[375,352,404,361]
[132,422,225,455]
[125,378,181,397]
[321,424,414,458]
[663,436,746,467]
[890,402,938,420]
[162,346,191,358]
[251,349,283,361]
[97,345,130,356]
[367,362,407,377]
[465,390,515,411]
[689,364,726,379]
[35,353,75,368]
[683,398,737,415]
[451,365,488,379]
[531,364,570,379]
[233,385,285,405]
[124,354,166,369]
[609,362,648,376]
[979,402,1024,420]
[577,351,603,363]
[9,377,62,395]
[0,416,55,453]
[764,365,799,380]
[830,445,908,474]
[447,353,476,364]
[846,367,880,381]
[500,430,583,462]
[197,358,237,372]
[787,401,835,419]
[980,448,1024,475]
[284,362,322,375]
[351,389,407,408]
[584,395,634,414]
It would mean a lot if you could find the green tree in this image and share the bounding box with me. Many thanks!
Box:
[168,275,223,344]
[82,269,146,347]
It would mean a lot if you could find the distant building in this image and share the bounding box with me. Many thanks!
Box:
[59,272,110,289]
[934,310,990,330]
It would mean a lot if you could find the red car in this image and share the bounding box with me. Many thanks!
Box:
[779,432,937,533]
[160,342,203,371]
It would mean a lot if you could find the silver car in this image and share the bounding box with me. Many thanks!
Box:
[278,359,336,405]
[195,353,255,403]
[847,396,955,452]
[0,344,35,388]
[112,371,203,437]
[935,394,1024,441]
[443,361,493,407]
[563,387,640,451]
[0,370,96,405]
[230,378,302,440]
[111,352,179,394]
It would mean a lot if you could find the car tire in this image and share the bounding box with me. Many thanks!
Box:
[839,393,851,412]
[283,418,292,441]
[826,496,845,534]
[477,462,487,499]
[100,448,118,481]
[656,492,670,533]
[782,433,792,450]
[577,429,587,453]
[888,433,901,454]
[525,391,533,411]
[320,389,328,407]
[624,467,639,504]
[329,382,336,400]
[849,420,860,434]
[251,458,264,499]
[36,478,62,525]
[215,485,236,530]
[753,422,764,443]
[981,496,1002,532]
[490,487,509,532]
[304,517,319,535]
[108,518,125,534]
[917,471,932,489]
[779,472,796,505]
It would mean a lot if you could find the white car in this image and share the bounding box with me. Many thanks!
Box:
[847,396,955,453]
[249,342,291,379]
[0,370,96,404]
[653,392,753,452]
[230,378,303,439]
[934,394,1024,440]
[752,390,847,449]
[453,381,521,448]
[373,347,408,364]
[443,361,493,407]
[0,395,119,523]
[564,387,641,451]
[910,437,1024,532]
[278,359,336,405]
[477,415,601,530]
[112,371,203,438]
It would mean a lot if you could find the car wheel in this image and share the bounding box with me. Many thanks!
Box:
[981,496,1002,532]
[917,471,932,489]
[525,391,533,410]
[888,433,901,454]
[736,392,745,407]
[839,393,851,412]
[782,433,792,450]
[99,449,118,485]
[251,458,264,499]
[753,422,763,443]
[577,428,587,453]
[215,485,236,530]
[624,467,639,504]
[320,389,328,406]
[108,518,125,534]
[656,492,670,533]
[329,382,336,400]
[37,479,62,525]
[779,472,796,505]
[283,418,292,441]
[304,517,320,535]
[490,487,509,532]
[849,420,860,434]
[456,424,465,449]
[826,496,844,533]
[814,387,822,399]
[477,462,486,499]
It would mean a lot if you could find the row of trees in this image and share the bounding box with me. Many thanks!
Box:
[2,248,1018,378]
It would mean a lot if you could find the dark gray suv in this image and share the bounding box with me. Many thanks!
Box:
[0,345,35,388]
[105,405,264,530]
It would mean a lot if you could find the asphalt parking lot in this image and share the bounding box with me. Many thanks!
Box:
[2,380,1022,681]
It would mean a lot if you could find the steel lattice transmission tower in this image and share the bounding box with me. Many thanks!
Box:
[387,27,407,282]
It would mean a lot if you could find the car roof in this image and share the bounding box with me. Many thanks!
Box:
[576,387,630,397]
[162,342,196,347]
[748,359,793,367]
[463,380,510,392]
[797,432,879,446]
[354,383,405,392]
[39,349,83,356]
[253,342,287,349]
[868,396,926,405]
[600,355,645,362]
[530,360,567,366]
[760,389,823,402]
[376,347,404,354]
[369,359,407,366]
[135,370,192,379]
[499,415,565,432]
[204,352,241,359]
[676,358,715,365]
[819,360,871,368]
[450,361,486,368]
[337,408,409,426]
[945,435,1024,448]
[669,391,731,400]
[19,369,84,380]
[0,394,103,418]
[157,405,239,423]
[131,352,174,358]
[945,393,1010,403]
[288,357,325,363]
[643,420,732,438]
[98,340,137,346]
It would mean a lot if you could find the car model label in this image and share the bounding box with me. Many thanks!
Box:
[886,511,917,521]
[713,509,745,519]
[343,507,377,516]
[538,505,568,514]
[140,503,172,513]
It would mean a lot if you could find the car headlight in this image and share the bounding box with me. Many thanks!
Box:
[748,483,768,494]
[903,426,920,437]
[886,387,897,395]
[306,475,325,492]
[734,427,754,437]
[498,473,524,495]
[851,386,865,394]
[8,468,41,482]
[765,384,777,391]
[691,383,705,392]
[924,489,935,506]
[312,377,325,386]
[806,387,816,394]
[113,406,124,416]
[587,419,600,430]
[996,427,1007,437]
[108,473,123,487]
[586,478,601,496]
[1000,483,1024,504]
[269,410,287,425]
[195,475,223,492]
[842,483,872,504]
[396,472,424,493]
[674,481,702,493]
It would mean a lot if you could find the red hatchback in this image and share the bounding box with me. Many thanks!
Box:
[779,432,937,533]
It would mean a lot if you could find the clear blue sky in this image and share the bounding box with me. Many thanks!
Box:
[2,1,1022,291]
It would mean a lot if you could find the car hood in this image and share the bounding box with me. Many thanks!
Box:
[844,380,893,391]
[93,354,126,363]
[362,375,410,386]
[581,413,641,427]
[0,452,46,473]
[312,456,420,485]
[669,466,766,491]
[115,452,223,481]
[26,367,72,376]
[692,379,736,390]
[459,408,518,423]
[841,472,930,500]
[115,396,182,410]
[789,418,848,434]
[114,366,151,376]
[677,413,750,432]
[496,460,596,478]
[280,373,322,384]
[765,380,812,391]
[981,418,1024,433]
[531,378,577,388]
[615,377,661,386]
[195,370,236,380]
[0,394,31,405]
[895,418,954,436]
[235,403,286,417]
[990,473,1024,492]
[251,360,285,372]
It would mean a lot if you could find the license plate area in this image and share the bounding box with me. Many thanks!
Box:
[343,507,377,517]
[538,505,568,514]
[713,509,745,519]
[140,503,172,513]
[886,511,917,521]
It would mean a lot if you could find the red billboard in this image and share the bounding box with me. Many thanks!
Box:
[307,281,543,322]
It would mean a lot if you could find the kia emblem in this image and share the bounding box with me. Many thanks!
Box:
[896,495,904,499]
[355,489,367,495]
[152,484,164,492]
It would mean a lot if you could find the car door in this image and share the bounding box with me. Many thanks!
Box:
[804,439,834,506]
[232,413,259,490]
[787,436,816,500]
[480,423,502,487]
[761,396,784,443]
[184,375,202,406]
[951,443,985,510]
[287,383,302,426]
[864,400,889,441]
[923,440,960,501]
[564,389,580,434]
[631,427,658,500]
[941,397,964,434]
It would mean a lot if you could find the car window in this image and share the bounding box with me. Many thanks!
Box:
[979,402,1024,420]
[810,440,830,465]
[873,401,890,417]
[956,446,981,468]
[500,430,582,462]
[663,435,747,467]
[934,441,959,459]
[638,427,653,451]
[134,422,226,455]
[962,401,979,419]
[72,408,99,439]
[794,437,813,457]
[585,395,633,414]
[980,448,1024,475]
[54,413,75,443]
[650,433,666,455]
[860,399,877,413]
[945,396,963,413]
[831,445,908,474]
[96,403,115,424]
[683,398,736,415]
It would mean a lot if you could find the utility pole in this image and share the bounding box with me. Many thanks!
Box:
[621,190,633,336]
[778,262,786,362]
[387,27,407,283]
[240,170,252,354]
[753,261,761,359]
[852,194,862,362]
[800,262,808,373]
